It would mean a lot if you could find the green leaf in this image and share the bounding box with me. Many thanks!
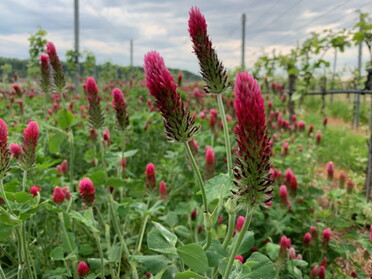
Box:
[123,149,138,158]
[69,210,99,234]
[265,243,280,261]
[177,243,209,273]
[57,108,74,129]
[131,255,170,274]
[175,271,206,279]
[87,169,105,187]
[106,177,125,188]
[107,244,121,263]
[243,252,275,279]
[0,224,13,240]
[49,132,66,153]
[206,240,227,267]
[292,259,308,267]
[237,231,254,254]
[147,222,178,255]
[50,246,64,260]
[204,174,234,203]
[79,244,94,256]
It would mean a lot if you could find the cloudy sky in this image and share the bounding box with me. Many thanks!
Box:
[0,0,371,75]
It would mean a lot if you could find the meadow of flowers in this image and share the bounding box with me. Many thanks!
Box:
[0,6,371,279]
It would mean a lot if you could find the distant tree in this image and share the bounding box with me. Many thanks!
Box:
[1,63,12,83]
[99,61,116,81]
[65,49,79,78]
[82,51,96,77]
[27,26,48,78]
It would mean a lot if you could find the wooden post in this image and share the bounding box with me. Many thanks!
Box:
[320,76,327,115]
[364,67,372,201]
[288,74,296,122]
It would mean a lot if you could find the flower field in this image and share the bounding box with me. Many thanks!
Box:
[0,6,371,279]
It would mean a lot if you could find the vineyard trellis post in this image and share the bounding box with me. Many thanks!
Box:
[320,76,327,115]
[330,48,337,104]
[353,14,364,129]
[288,74,296,122]
[74,0,80,95]
[364,67,372,201]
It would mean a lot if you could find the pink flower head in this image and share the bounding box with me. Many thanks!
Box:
[289,247,296,259]
[56,160,68,174]
[316,130,322,145]
[298,120,306,131]
[12,84,22,97]
[144,51,199,142]
[53,186,65,204]
[102,129,111,146]
[323,117,328,127]
[78,178,96,207]
[111,88,129,131]
[235,216,245,232]
[9,143,21,159]
[62,187,71,199]
[326,161,334,180]
[346,179,354,194]
[188,138,199,155]
[188,7,228,94]
[145,163,156,189]
[281,141,289,156]
[279,185,288,205]
[235,255,244,263]
[77,261,90,276]
[279,235,291,256]
[304,232,312,247]
[30,185,41,197]
[322,228,331,245]
[118,157,127,171]
[177,72,183,86]
[339,171,346,189]
[20,121,39,170]
[191,209,197,221]
[84,77,104,129]
[0,119,10,178]
[289,174,298,196]
[159,180,168,200]
[40,54,50,92]
[308,124,314,136]
[205,146,215,179]
[285,169,294,184]
[232,72,273,207]
[46,42,65,91]
[311,265,319,278]
[318,265,326,279]
[310,226,317,238]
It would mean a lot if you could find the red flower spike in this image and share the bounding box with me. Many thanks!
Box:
[102,129,111,147]
[205,146,215,179]
[40,54,50,93]
[235,216,245,232]
[316,130,322,145]
[188,7,228,94]
[144,51,199,142]
[346,179,354,194]
[145,163,156,189]
[279,185,288,205]
[77,261,90,277]
[339,172,346,189]
[46,42,65,91]
[84,77,104,129]
[318,265,326,278]
[78,178,96,207]
[322,228,331,245]
[235,255,244,263]
[53,186,65,204]
[326,162,334,180]
[191,209,197,221]
[20,121,39,170]
[159,181,168,200]
[111,88,129,131]
[30,185,41,197]
[304,232,312,247]
[0,119,10,178]
[62,187,71,199]
[232,72,273,207]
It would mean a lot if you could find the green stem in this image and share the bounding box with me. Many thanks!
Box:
[222,208,253,279]
[136,214,150,254]
[58,213,78,279]
[216,94,233,178]
[222,212,236,249]
[0,179,13,214]
[95,234,105,278]
[15,227,23,279]
[21,170,27,192]
[184,142,208,213]
[68,130,75,192]
[0,265,6,279]
[203,231,212,250]
[20,223,35,279]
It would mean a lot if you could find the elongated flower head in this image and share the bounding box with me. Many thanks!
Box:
[316,130,322,144]
[40,54,50,93]
[322,228,331,245]
[0,119,10,178]
[188,7,228,94]
[84,77,104,129]
[326,161,334,180]
[159,180,168,200]
[9,143,21,159]
[235,216,245,231]
[235,255,244,263]
[304,232,312,247]
[30,185,41,197]
[78,178,96,207]
[232,72,273,208]
[144,51,199,142]
[46,41,65,91]
[205,146,215,180]
[112,88,129,131]
[53,186,65,204]
[145,163,156,189]
[20,121,39,170]
[13,84,22,97]
[77,261,90,276]
[339,171,346,189]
